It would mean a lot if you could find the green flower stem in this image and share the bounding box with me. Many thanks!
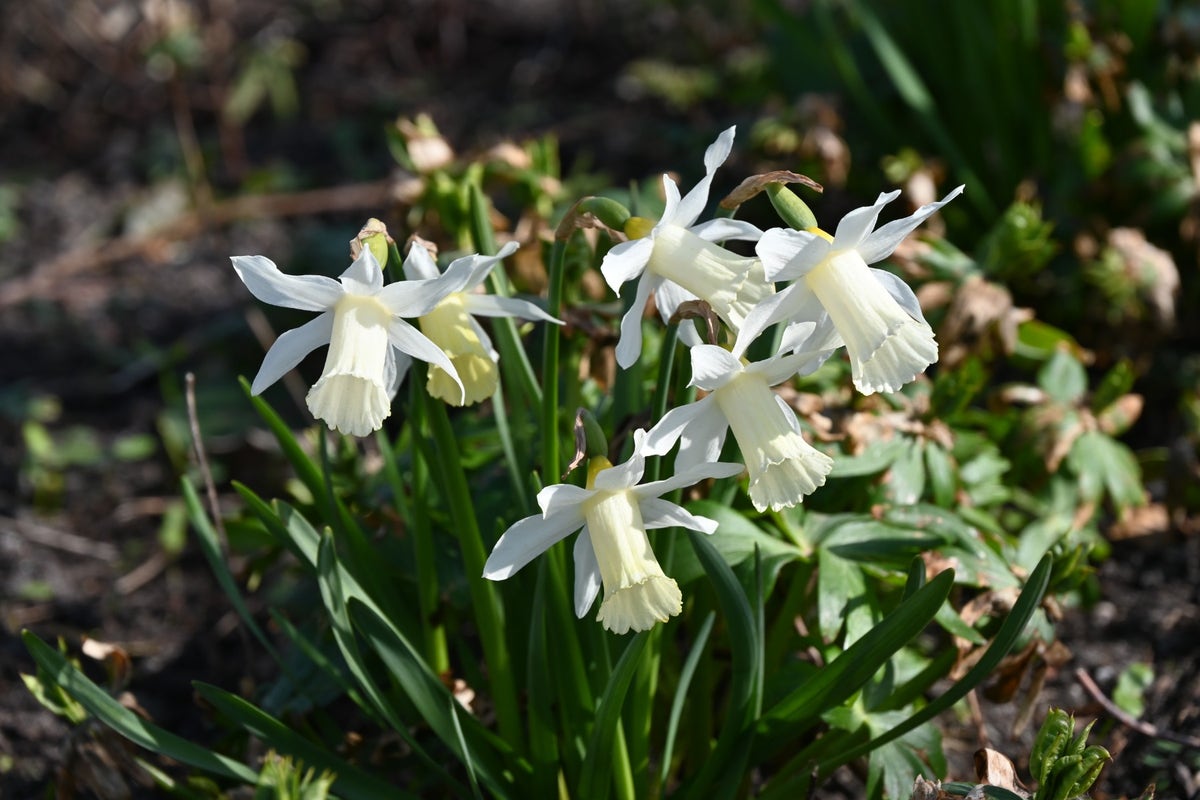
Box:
[417,374,524,750]
[541,238,567,479]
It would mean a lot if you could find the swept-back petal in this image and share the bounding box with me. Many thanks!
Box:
[756,227,829,282]
[639,497,721,534]
[750,345,838,388]
[402,242,442,281]
[650,279,697,326]
[339,249,384,293]
[572,528,602,617]
[635,459,744,500]
[231,255,343,311]
[660,173,683,226]
[451,241,520,291]
[387,319,464,403]
[732,279,822,358]
[249,311,334,395]
[833,190,901,249]
[462,294,562,324]
[483,509,585,579]
[856,185,965,264]
[538,483,594,516]
[689,344,742,391]
[376,274,469,317]
[690,217,763,243]
[643,399,712,457]
[670,126,736,228]
[389,350,413,397]
[615,273,659,369]
[600,237,655,293]
[593,432,648,491]
[870,268,928,322]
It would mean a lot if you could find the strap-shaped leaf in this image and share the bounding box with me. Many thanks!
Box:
[22,631,258,784]
[758,567,956,757]
[679,532,763,799]
[192,682,412,800]
[659,612,716,792]
[818,554,1054,773]
[348,597,525,795]
[579,633,650,800]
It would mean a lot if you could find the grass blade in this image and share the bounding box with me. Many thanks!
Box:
[193,682,413,800]
[579,633,651,800]
[22,631,258,784]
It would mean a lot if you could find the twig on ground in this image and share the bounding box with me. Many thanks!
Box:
[5,515,119,561]
[185,372,229,553]
[1075,667,1200,749]
[0,181,395,308]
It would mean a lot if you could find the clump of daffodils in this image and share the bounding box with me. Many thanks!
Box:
[234,127,963,636]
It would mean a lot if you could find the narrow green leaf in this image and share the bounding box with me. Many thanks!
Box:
[181,480,279,662]
[758,569,955,757]
[681,533,762,799]
[192,683,412,800]
[671,501,802,584]
[818,555,1054,772]
[579,634,650,800]
[22,631,258,784]
[660,612,716,793]
[348,598,524,794]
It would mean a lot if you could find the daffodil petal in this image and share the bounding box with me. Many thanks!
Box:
[660,173,683,225]
[774,392,802,434]
[870,268,928,322]
[689,344,742,391]
[600,237,654,293]
[451,241,520,291]
[669,126,736,228]
[857,185,964,263]
[833,190,901,249]
[462,294,562,324]
[732,281,808,358]
[538,483,594,516]
[482,509,585,580]
[756,227,828,282]
[750,345,835,387]
[249,311,334,395]
[615,273,658,369]
[637,459,743,499]
[689,217,764,243]
[231,255,343,311]
[643,398,710,457]
[638,497,720,534]
[387,318,464,403]
[593,438,647,491]
[377,273,469,317]
[339,249,384,293]
[572,528,602,617]
[390,350,413,397]
[402,242,442,281]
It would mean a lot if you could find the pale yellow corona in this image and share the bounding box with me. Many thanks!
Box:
[583,456,682,634]
[419,293,497,406]
[306,294,395,436]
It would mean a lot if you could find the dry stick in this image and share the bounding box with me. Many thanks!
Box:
[185,372,229,551]
[1075,667,1200,749]
[0,180,395,308]
[185,371,253,667]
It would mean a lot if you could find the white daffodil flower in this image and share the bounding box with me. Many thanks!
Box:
[736,186,965,395]
[483,430,743,634]
[394,241,562,406]
[599,126,771,367]
[644,345,833,513]
[231,247,480,436]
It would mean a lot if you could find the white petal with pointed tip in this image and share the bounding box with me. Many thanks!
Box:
[250,311,334,395]
[462,294,562,324]
[573,529,602,617]
[688,345,742,391]
[231,255,343,311]
[483,509,585,580]
[600,237,654,292]
[639,497,720,534]
[857,185,965,264]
